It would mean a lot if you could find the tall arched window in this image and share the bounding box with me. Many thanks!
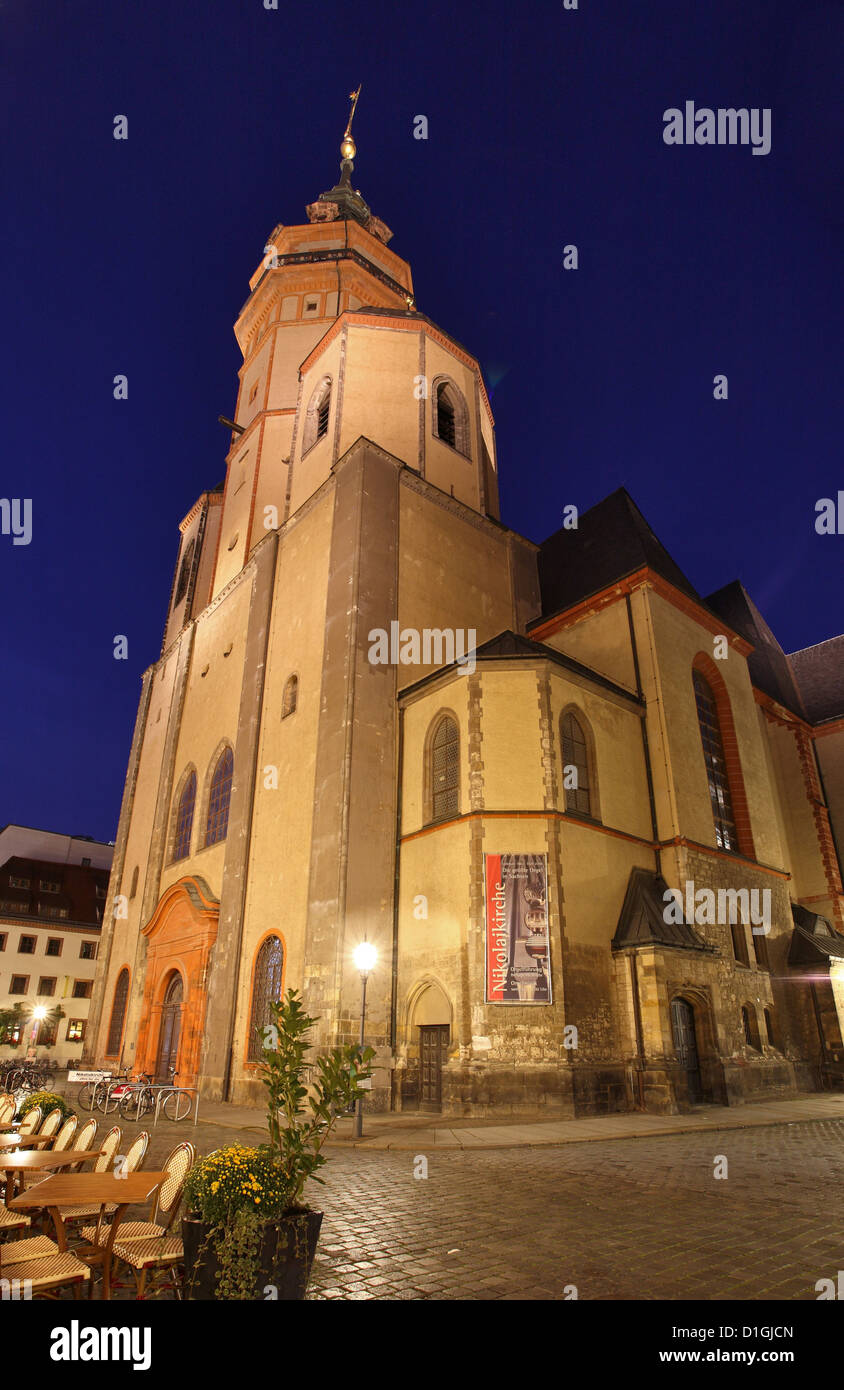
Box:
[205,748,233,846]
[430,716,459,822]
[247,935,284,1062]
[432,379,470,456]
[173,773,197,861]
[693,671,738,852]
[173,538,195,608]
[561,711,593,816]
[302,377,331,454]
[282,674,298,719]
[106,968,130,1056]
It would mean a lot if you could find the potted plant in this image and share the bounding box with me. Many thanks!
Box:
[182,989,374,1300]
[18,1091,74,1123]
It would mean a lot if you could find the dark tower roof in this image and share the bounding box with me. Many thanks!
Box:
[537,488,701,620]
[705,580,807,716]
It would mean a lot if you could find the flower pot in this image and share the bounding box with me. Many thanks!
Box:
[181,1209,323,1301]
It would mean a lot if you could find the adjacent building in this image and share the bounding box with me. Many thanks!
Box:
[0,826,112,1061]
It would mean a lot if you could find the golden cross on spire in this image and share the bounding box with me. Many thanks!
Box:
[340,84,362,161]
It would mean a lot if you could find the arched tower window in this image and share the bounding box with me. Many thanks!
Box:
[129,866,139,900]
[205,748,234,846]
[431,378,471,456]
[106,968,130,1057]
[247,935,284,1062]
[302,377,332,454]
[282,674,298,719]
[173,538,195,608]
[561,710,594,817]
[429,715,459,822]
[693,670,739,852]
[173,773,197,862]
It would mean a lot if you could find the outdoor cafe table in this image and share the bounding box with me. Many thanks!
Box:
[10,1170,168,1300]
[0,1132,57,1149]
[2,1149,104,1204]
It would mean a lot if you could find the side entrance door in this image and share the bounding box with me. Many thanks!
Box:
[155,974,183,1081]
[419,1025,449,1111]
[670,997,703,1102]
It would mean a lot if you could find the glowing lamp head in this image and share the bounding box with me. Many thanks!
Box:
[353,942,377,975]
[32,1006,48,1022]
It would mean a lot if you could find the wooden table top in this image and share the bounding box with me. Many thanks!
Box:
[9,1170,168,1208]
[1,1148,104,1171]
[0,1132,59,1149]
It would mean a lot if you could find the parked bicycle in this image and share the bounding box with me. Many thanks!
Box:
[118,1068,193,1122]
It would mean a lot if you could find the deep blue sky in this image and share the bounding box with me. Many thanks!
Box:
[1,0,841,843]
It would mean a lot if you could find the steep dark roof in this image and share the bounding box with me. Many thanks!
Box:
[612,867,717,953]
[788,902,844,964]
[706,581,806,716]
[789,637,844,723]
[537,488,701,620]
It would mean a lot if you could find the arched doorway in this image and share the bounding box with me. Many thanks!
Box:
[670,997,702,1103]
[155,973,184,1081]
[408,980,452,1113]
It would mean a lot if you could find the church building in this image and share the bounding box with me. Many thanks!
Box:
[87,102,844,1118]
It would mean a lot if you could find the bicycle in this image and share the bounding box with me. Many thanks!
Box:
[117,1073,156,1123]
[161,1074,193,1122]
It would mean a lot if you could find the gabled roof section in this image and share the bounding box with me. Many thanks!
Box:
[788,902,844,964]
[538,488,701,619]
[789,636,844,723]
[612,867,716,953]
[706,581,806,716]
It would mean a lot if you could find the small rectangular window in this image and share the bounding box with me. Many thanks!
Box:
[8,876,30,889]
[45,938,62,957]
[37,977,56,996]
[80,941,98,960]
[66,1019,86,1042]
[0,933,6,951]
[18,935,36,954]
[9,975,28,995]
[72,980,92,1000]
[305,299,318,313]
[39,880,61,893]
[81,857,91,866]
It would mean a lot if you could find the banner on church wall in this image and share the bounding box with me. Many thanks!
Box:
[484,853,552,1004]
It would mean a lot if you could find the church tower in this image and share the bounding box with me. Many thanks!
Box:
[87,93,539,1105]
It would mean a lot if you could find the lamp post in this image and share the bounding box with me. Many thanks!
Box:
[29,1005,47,1059]
[352,941,377,1139]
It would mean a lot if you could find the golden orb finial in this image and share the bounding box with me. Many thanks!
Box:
[341,85,362,162]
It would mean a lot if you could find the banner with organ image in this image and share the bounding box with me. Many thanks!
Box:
[484,853,552,1004]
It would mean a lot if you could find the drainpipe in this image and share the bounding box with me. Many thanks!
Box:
[390,705,405,1063]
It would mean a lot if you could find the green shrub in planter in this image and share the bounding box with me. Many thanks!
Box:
[18,1091,74,1122]
[182,989,374,1300]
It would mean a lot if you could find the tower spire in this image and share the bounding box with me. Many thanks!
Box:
[306,85,393,245]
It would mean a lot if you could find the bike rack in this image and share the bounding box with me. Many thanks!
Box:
[152,1086,200,1128]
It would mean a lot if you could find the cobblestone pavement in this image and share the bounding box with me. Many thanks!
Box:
[132,1117,844,1301]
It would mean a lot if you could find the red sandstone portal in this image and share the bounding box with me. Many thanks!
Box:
[134,876,219,1087]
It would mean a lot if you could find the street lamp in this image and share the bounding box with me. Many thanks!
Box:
[30,1005,48,1056]
[352,941,377,1138]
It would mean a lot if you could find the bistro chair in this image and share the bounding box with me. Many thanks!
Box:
[67,1118,98,1173]
[82,1141,194,1249]
[61,1127,122,1230]
[0,1095,16,1123]
[91,1142,196,1299]
[68,1131,149,1240]
[0,1248,90,1298]
[37,1108,64,1142]
[17,1108,42,1136]
[0,1207,31,1238]
[52,1115,79,1152]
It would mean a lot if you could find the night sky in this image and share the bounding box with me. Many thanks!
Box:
[1,0,841,843]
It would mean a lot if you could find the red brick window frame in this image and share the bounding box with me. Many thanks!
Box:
[691,653,755,859]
